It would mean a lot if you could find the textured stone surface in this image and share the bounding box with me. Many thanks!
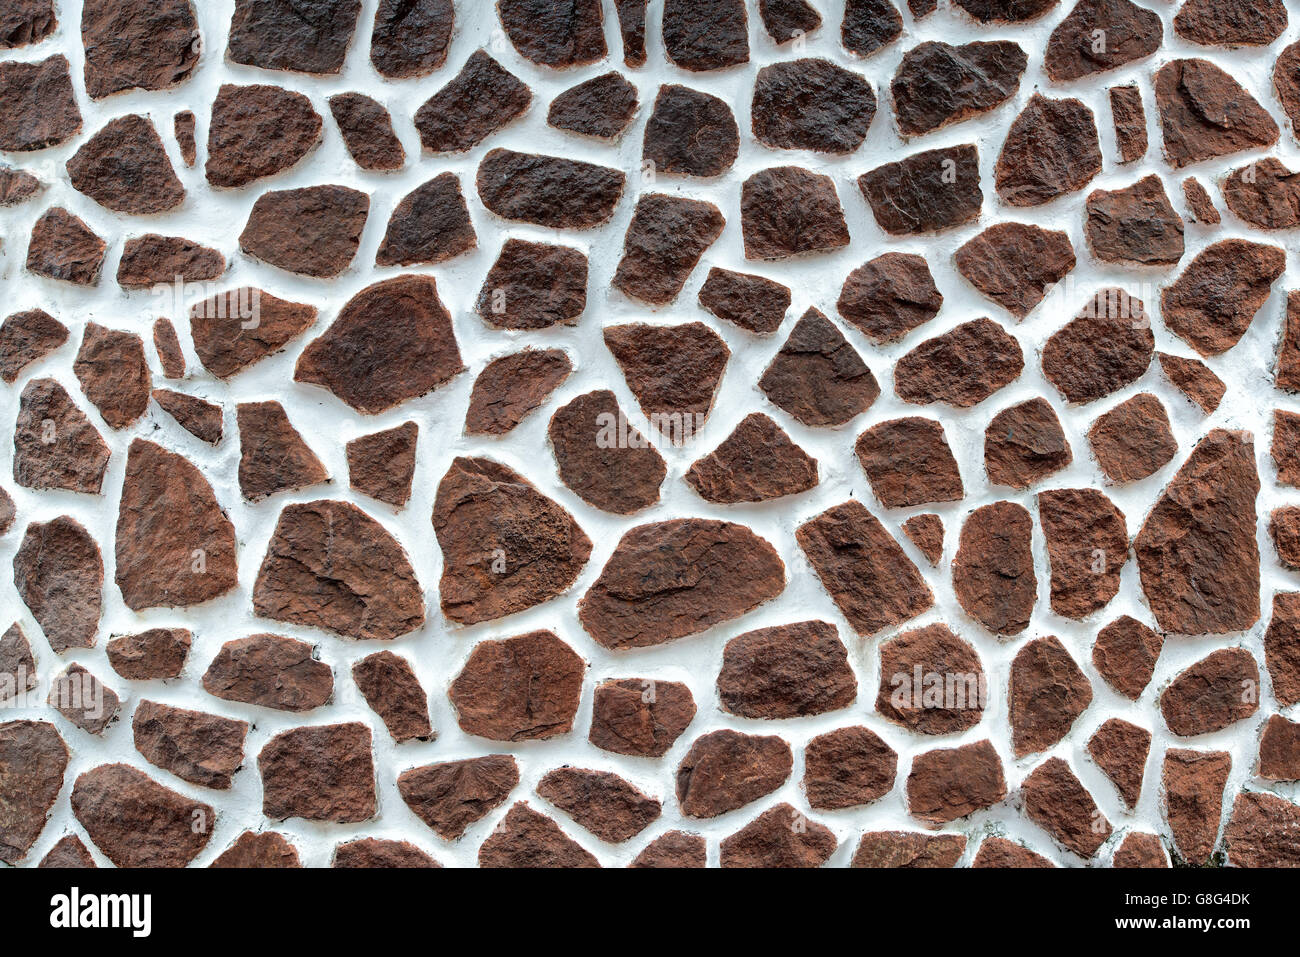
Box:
[1038,487,1127,620]
[13,378,110,495]
[71,764,212,867]
[477,149,624,228]
[14,516,102,653]
[876,624,985,734]
[892,41,1025,136]
[985,398,1071,490]
[686,413,817,504]
[995,94,1101,206]
[859,145,983,235]
[1089,393,1177,482]
[536,768,660,843]
[352,651,431,743]
[0,624,36,707]
[612,194,724,305]
[370,0,453,78]
[903,514,945,565]
[642,84,739,178]
[1009,636,1092,756]
[449,631,583,742]
[663,0,748,71]
[589,679,696,758]
[753,58,875,153]
[205,84,321,189]
[26,208,106,286]
[0,56,81,152]
[1222,157,1300,230]
[236,401,327,501]
[630,831,706,868]
[467,351,570,438]
[605,322,729,438]
[330,92,404,171]
[398,755,519,840]
[548,72,638,140]
[259,722,376,823]
[0,166,42,206]
[497,0,605,67]
[676,730,792,818]
[1174,0,1286,46]
[132,699,248,789]
[1162,240,1284,357]
[106,628,191,681]
[346,422,416,508]
[718,621,855,719]
[1159,352,1224,413]
[1224,791,1300,867]
[202,634,333,712]
[837,253,941,344]
[852,831,966,868]
[742,167,849,259]
[614,0,647,65]
[1276,411,1300,488]
[1155,59,1278,168]
[414,51,531,154]
[720,804,836,868]
[1085,175,1184,265]
[842,0,902,56]
[174,111,195,166]
[190,288,317,379]
[698,268,790,335]
[907,739,1006,825]
[0,721,67,863]
[953,501,1036,635]
[374,176,476,267]
[227,0,361,75]
[550,391,664,514]
[1111,85,1148,163]
[73,323,150,430]
[1045,0,1161,81]
[1113,832,1168,868]
[1088,718,1150,809]
[210,831,302,868]
[0,310,66,385]
[333,839,438,868]
[1093,615,1163,700]
[1162,748,1229,865]
[67,115,184,214]
[955,223,1076,318]
[2,0,56,49]
[1271,507,1300,570]
[973,838,1054,868]
[478,803,598,868]
[760,309,877,427]
[856,417,963,507]
[476,239,587,330]
[118,235,224,289]
[39,836,96,869]
[1160,648,1259,736]
[240,185,368,278]
[153,390,223,445]
[1021,757,1111,858]
[48,662,119,734]
[804,726,896,810]
[1042,290,1153,404]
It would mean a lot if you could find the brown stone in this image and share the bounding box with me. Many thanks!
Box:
[259,723,376,824]
[466,350,571,435]
[663,0,748,71]
[13,378,110,494]
[630,831,706,868]
[80,0,198,97]
[953,502,1036,635]
[1174,0,1286,46]
[346,422,417,508]
[398,755,520,840]
[477,149,624,228]
[1265,592,1300,705]
[241,185,368,278]
[14,516,101,653]
[1042,291,1154,404]
[1093,616,1163,700]
[549,391,666,514]
[955,0,1059,20]
[995,94,1102,206]
[1223,157,1300,229]
[1085,175,1184,265]
[370,0,453,78]
[26,208,106,285]
[1161,648,1260,736]
[415,51,530,155]
[253,500,424,640]
[1277,411,1300,487]
[698,267,790,335]
[190,288,316,379]
[71,763,211,867]
[798,500,932,636]
[686,413,817,504]
[0,488,11,537]
[753,58,875,153]
[0,309,66,383]
[973,837,1054,868]
[909,0,938,15]
[1271,506,1300,569]
[106,628,191,681]
[478,802,599,868]
[73,323,149,430]
[48,663,119,734]
[718,621,855,719]
[902,514,944,565]
[1155,58,1278,168]
[227,0,360,74]
[476,239,587,330]
[1113,832,1168,867]
[955,224,1076,318]
[1039,487,1128,620]
[1276,40,1300,137]
[985,398,1072,489]
[1257,715,1300,780]
[1089,393,1177,482]
[720,804,837,868]
[804,726,896,810]
[742,167,849,259]
[202,634,333,712]
[856,417,962,507]
[39,836,96,869]
[1110,85,1148,162]
[118,235,224,289]
[760,309,878,426]
[1021,757,1111,858]
[0,721,67,864]
[1088,718,1151,808]
[876,624,985,734]
[1182,177,1220,223]
[449,631,583,742]
[1223,791,1300,867]
[1159,352,1224,413]
[333,838,438,868]
[0,624,36,706]
[852,832,966,868]
[330,92,403,171]
[842,0,902,55]
[2,0,56,49]
[859,145,983,235]
[676,730,792,818]
[133,700,247,789]
[891,41,1025,136]
[0,165,41,205]
[205,84,322,189]
[115,439,238,610]
[153,390,223,445]
[1045,0,1162,82]
[236,401,327,502]
[1162,748,1229,865]
[907,739,1007,825]
[434,457,590,625]
[641,84,738,178]
[613,194,723,305]
[1163,239,1284,357]
[497,0,605,67]
[837,253,941,344]
[548,72,638,140]
[0,56,81,151]
[614,0,647,65]
[211,831,301,868]
[352,651,432,743]
[1278,292,1300,392]
[174,111,195,166]
[537,768,660,844]
[1009,636,1092,756]
[67,114,183,214]
[605,322,729,439]
[589,678,696,758]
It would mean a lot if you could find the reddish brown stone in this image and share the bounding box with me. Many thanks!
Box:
[663,0,748,70]
[1277,292,1300,392]
[1277,41,1300,137]
[71,763,211,867]
[1175,0,1286,46]
[118,235,224,289]
[537,768,660,844]
[478,802,599,868]
[985,398,1072,490]
[476,239,587,330]
[842,0,902,55]
[80,0,198,97]
[370,0,453,78]
[955,224,1076,318]
[718,621,855,719]
[241,185,368,278]
[996,94,1102,206]
[1039,487,1128,620]
[497,0,605,66]
[1086,175,1184,265]
[1162,748,1229,865]
[434,457,590,625]
[805,726,896,810]
[1257,715,1300,780]
[589,678,696,758]
[467,350,571,436]
[698,268,790,335]
[115,439,237,610]
[106,628,191,681]
[1093,616,1163,700]
[67,115,183,214]
[333,838,438,868]
[73,323,150,430]
[352,651,432,743]
[236,401,326,502]
[0,488,11,537]
[449,631,583,742]
[753,58,875,154]
[1271,507,1300,569]
[630,831,706,868]
[548,73,638,141]
[477,149,624,228]
[133,700,247,789]
[1110,86,1148,163]
[0,721,67,864]
[202,634,332,712]
[676,730,792,818]
[1010,636,1092,757]
[973,837,1054,868]
[876,624,985,734]
[2,0,56,49]
[1181,177,1219,224]
[798,500,932,636]
[859,145,983,235]
[48,663,119,734]
[1163,240,1284,357]
[907,739,1007,825]
[14,516,101,653]
[549,391,665,514]
[856,417,962,507]
[376,176,476,268]
[205,84,322,189]
[227,0,360,74]
[1265,592,1300,705]
[0,56,81,152]
[1021,757,1111,857]
[760,309,878,427]
[1041,291,1153,404]
[837,253,941,344]
[902,514,944,565]
[398,755,520,840]
[1224,791,1300,867]
[0,165,41,205]
[1277,411,1300,487]
[1155,59,1278,168]
[1161,648,1260,736]
[26,208,106,286]
[953,502,1036,635]
[909,0,938,15]
[613,194,723,305]
[259,723,376,824]
[253,500,424,641]
[0,624,36,707]
[852,832,966,868]
[614,0,646,65]
[153,390,222,445]
[686,413,817,504]
[174,111,195,166]
[605,322,728,440]
[13,378,110,495]
[955,0,1058,19]
[1159,352,1224,413]
[190,288,316,379]
[330,92,403,171]
[641,84,738,178]
[1088,718,1151,808]
[211,831,302,868]
[892,41,1025,136]
[1113,832,1168,868]
[346,422,417,508]
[1089,393,1177,483]
[0,309,66,384]
[742,165,851,256]
[1045,0,1162,82]
[720,804,836,868]
[39,836,96,869]
[1222,157,1300,229]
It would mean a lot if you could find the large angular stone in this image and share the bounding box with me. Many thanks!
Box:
[642,85,739,178]
[953,502,1036,635]
[698,268,790,335]
[73,323,150,431]
[676,730,791,818]
[891,41,1025,135]
[236,401,329,501]
[742,167,849,259]
[548,73,638,140]
[1010,636,1092,756]
[1155,59,1277,168]
[497,0,605,67]
[414,51,531,154]
[1224,791,1300,867]
[1174,0,1286,46]
[995,94,1102,206]
[686,413,817,504]
[536,768,660,844]
[1039,488,1128,620]
[476,239,587,330]
[1222,158,1300,229]
[477,149,624,228]
[26,208,105,285]
[117,235,224,289]
[0,721,67,864]
[876,624,986,734]
[132,700,248,790]
[259,723,376,823]
[1163,240,1284,357]
[837,253,941,344]
[205,84,322,189]
[227,0,361,75]
[2,1,56,49]
[398,755,519,840]
[895,318,1025,408]
[1089,393,1178,482]
[1160,648,1259,735]
[907,739,1006,825]
[1085,175,1184,265]
[0,309,66,383]
[759,309,878,427]
[190,288,316,379]
[448,631,583,742]
[842,0,902,56]
[352,651,432,743]
[330,92,403,171]
[14,517,101,653]
[985,398,1072,489]
[1021,757,1111,858]
[1045,0,1162,81]
[955,223,1076,318]
[605,322,729,440]
[346,422,417,508]
[240,185,368,278]
[478,803,598,868]
[859,145,982,235]
[753,58,875,153]
[1093,615,1162,700]
[1041,290,1153,403]
[13,378,110,494]
[1162,748,1229,864]
[612,194,724,305]
[66,115,184,214]
[718,621,856,719]
[589,678,696,758]
[856,417,962,507]
[370,0,453,78]
[804,727,897,809]
[466,350,571,435]
[202,634,333,712]
[720,804,837,868]
[662,0,748,71]
[549,391,666,514]
[71,764,211,867]
[81,0,198,98]
[0,56,81,152]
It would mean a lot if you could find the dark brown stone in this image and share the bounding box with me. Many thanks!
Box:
[956,0,1058,20]
[227,0,361,75]
[0,56,81,151]
[210,831,301,868]
[1041,290,1154,403]
[1277,291,1300,392]
[1223,157,1300,229]
[1155,58,1278,168]
[39,836,96,869]
[241,185,368,278]
[0,309,66,383]
[686,413,817,504]
[0,721,66,863]
[902,514,944,565]
[642,84,739,178]
[876,624,986,734]
[106,628,191,681]
[1271,506,1300,570]
[612,194,724,305]
[630,831,706,868]
[548,72,637,140]
[741,167,850,258]
[2,0,56,49]
[414,50,531,154]
[66,115,184,214]
[478,802,599,868]
[760,308,878,426]
[698,268,790,335]
[842,0,902,56]
[1085,175,1185,265]
[0,488,11,537]
[589,678,696,758]
[1175,0,1286,46]
[1111,85,1148,162]
[1093,616,1163,699]
[352,651,432,743]
[955,223,1076,318]
[1276,40,1300,137]
[953,501,1036,635]
[48,663,119,734]
[985,398,1071,490]
[1162,748,1229,865]
[856,417,962,507]
[71,763,211,867]
[1259,715,1300,780]
[1224,791,1300,867]
[760,0,822,41]
[370,0,453,78]
[1267,593,1300,705]
[1021,757,1111,858]
[718,621,855,719]
[797,500,933,636]
[26,208,106,285]
[14,516,101,653]
[907,739,1007,825]
[174,111,195,166]
[1088,718,1151,808]
[346,422,417,508]
[498,0,605,67]
[73,323,150,430]
[753,58,875,153]
[1113,832,1168,867]
[973,837,1054,868]
[614,0,647,65]
[0,166,41,205]
[663,0,748,71]
[205,84,322,189]
[549,391,666,514]
[236,401,327,502]
[996,94,1102,206]
[859,144,983,235]
[81,0,198,97]
[909,0,939,15]
[476,239,587,330]
[837,253,941,344]
[330,92,404,171]
[1161,648,1260,736]
[676,730,792,818]
[804,727,896,810]
[605,322,729,440]
[152,390,223,445]
[1182,176,1220,223]
[258,723,376,824]
[1089,393,1178,482]
[13,378,110,494]
[1277,410,1300,487]
[190,288,316,379]
[448,631,583,741]
[466,350,572,435]
[1039,487,1128,620]
[133,700,247,789]
[1010,636,1092,757]
[1045,0,1162,82]
[720,804,837,868]
[398,755,520,840]
[892,41,1026,136]
[536,768,660,844]
[1159,351,1224,413]
[202,634,333,712]
[333,839,438,868]
[118,235,224,289]
[0,624,36,706]
[477,148,624,228]
[852,832,965,868]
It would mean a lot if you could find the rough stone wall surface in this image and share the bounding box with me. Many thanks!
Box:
[1,0,1298,868]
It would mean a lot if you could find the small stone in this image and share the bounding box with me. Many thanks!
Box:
[190,288,316,379]
[804,727,896,809]
[720,804,837,868]
[26,208,106,286]
[718,621,856,719]
[39,836,96,869]
[149,319,187,379]
[612,194,724,305]
[760,0,822,41]
[174,111,195,166]
[81,0,198,98]
[370,0,453,78]
[953,501,1037,635]
[759,308,878,426]
[973,837,1054,868]
[13,378,110,494]
[330,92,404,171]
[414,50,531,154]
[352,651,432,743]
[1136,429,1260,634]
[1223,157,1300,229]
[549,391,666,514]
[0,489,11,536]
[1155,58,1278,168]
[856,417,963,507]
[133,700,247,789]
[1,1,56,49]
[333,839,438,868]
[1174,0,1286,46]
[497,0,605,67]
[477,149,624,228]
[859,144,983,235]
[0,310,66,383]
[475,239,588,330]
[1277,40,1300,135]
[1021,757,1111,858]
[1110,85,1148,162]
[1162,748,1229,865]
[105,628,191,681]
[1277,292,1300,391]
[71,763,211,867]
[152,390,223,445]
[605,322,729,439]
[1266,593,1300,704]
[241,185,368,278]
[1093,615,1163,699]
[984,398,1072,489]
[1089,393,1178,482]
[259,723,376,824]
[589,678,696,758]
[0,624,36,706]
[0,721,67,863]
[838,254,941,344]
[296,276,463,413]
[1161,648,1260,735]
[630,831,706,868]
[202,634,332,712]
[548,72,638,139]
[1224,791,1300,867]
[1182,177,1220,223]
[891,41,1026,136]
[698,268,790,335]
[1113,833,1169,868]
[398,755,520,840]
[48,663,119,734]
[907,739,1007,825]
[686,413,818,504]
[236,401,328,501]
[449,631,583,742]
[663,0,748,71]
[1010,636,1092,756]
[118,235,224,289]
[466,350,572,435]
[73,323,150,430]
[1259,715,1300,780]
[434,457,591,625]
[0,56,81,151]
[1045,0,1162,81]
[995,94,1102,206]
[478,803,599,868]
[1085,175,1185,265]
[614,0,646,65]
[1277,411,1300,487]
[227,0,361,74]
[956,0,1058,19]
[676,729,792,818]
[580,519,783,648]
[852,832,966,868]
[876,624,986,734]
[1041,290,1154,403]
[537,768,660,844]
[14,516,101,653]
[842,0,902,56]
[909,0,939,15]
[0,165,42,205]
[1271,507,1300,569]
[903,514,944,565]
[205,84,322,189]
[346,422,417,508]
[1159,351,1224,413]
[753,58,875,154]
[741,167,850,259]
[955,223,1076,318]
[253,500,425,641]
[1039,487,1128,619]
[1088,718,1151,808]
[642,84,739,178]
[798,500,933,636]
[66,115,184,214]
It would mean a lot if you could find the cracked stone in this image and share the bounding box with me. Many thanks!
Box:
[1259,715,1300,780]
[955,0,1059,21]
[0,721,67,864]
[1155,58,1278,168]
[174,111,195,166]
[1113,832,1168,868]
[333,839,438,868]
[1224,791,1300,867]
[0,624,36,707]
[2,1,56,49]
[48,663,119,734]
[132,699,248,789]
[39,836,95,869]
[0,165,42,205]
[1,310,66,384]
[852,832,966,868]
[1266,593,1300,705]
[698,268,790,335]
[1222,157,1300,229]
[973,837,1054,867]
[630,831,706,868]
[210,832,301,868]
[1174,0,1286,46]
[760,0,821,41]
[859,145,983,235]
[1271,506,1300,570]
[663,0,748,71]
[498,0,605,67]
[449,631,583,742]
